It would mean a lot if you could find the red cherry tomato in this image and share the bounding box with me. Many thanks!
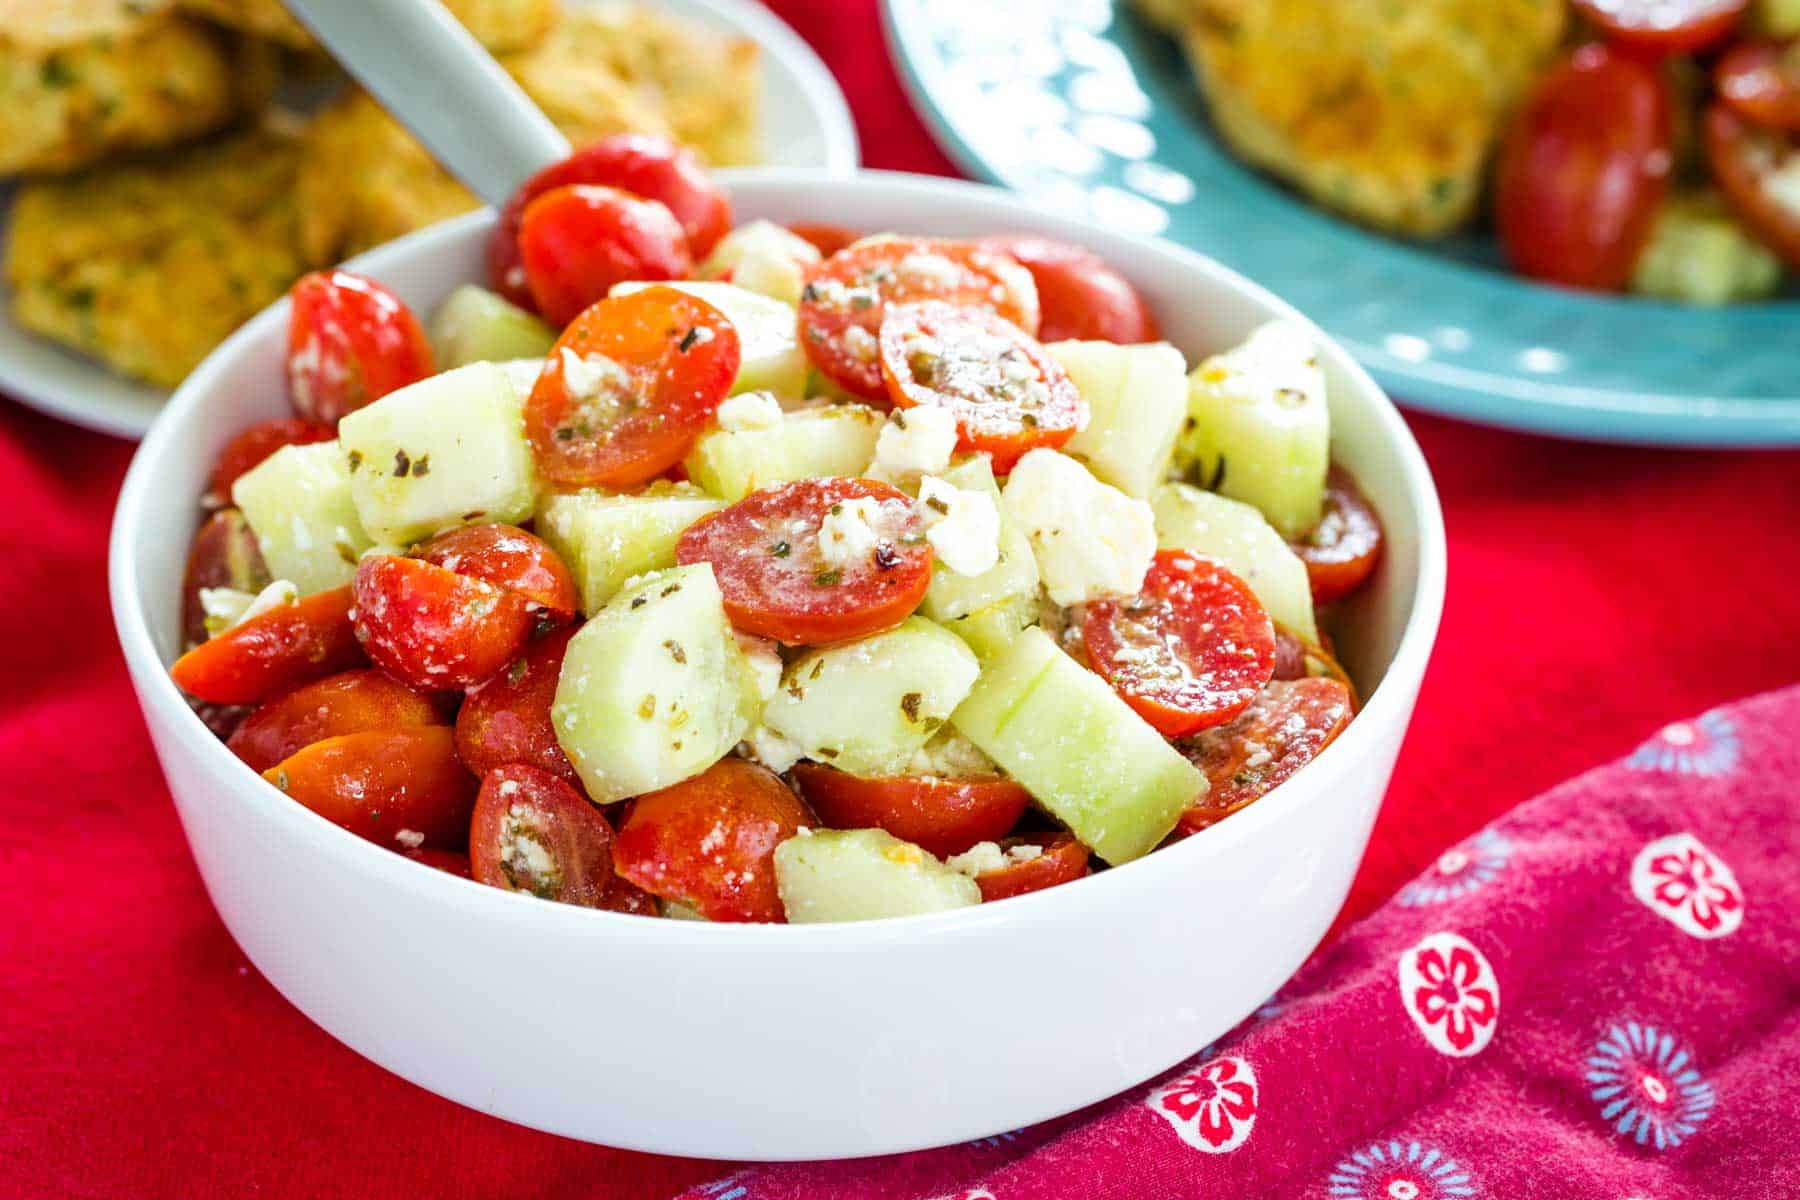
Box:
[598,874,660,915]
[1082,550,1277,738]
[455,625,581,785]
[204,419,335,509]
[1291,468,1383,605]
[798,237,1040,400]
[516,185,693,329]
[1572,0,1744,55]
[1705,102,1800,268]
[287,270,434,424]
[786,223,861,258]
[413,523,578,622]
[976,235,1159,344]
[613,758,811,923]
[227,668,445,772]
[179,508,269,648]
[264,726,477,850]
[170,585,364,706]
[676,477,933,645]
[351,555,537,691]
[1174,677,1354,836]
[1495,44,1673,290]
[790,762,1031,859]
[1270,626,1358,702]
[470,764,620,906]
[524,285,740,489]
[404,848,473,878]
[878,301,1084,473]
[969,833,1090,903]
[1716,40,1800,133]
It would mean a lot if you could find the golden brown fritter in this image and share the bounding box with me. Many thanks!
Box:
[4,116,308,386]
[174,0,561,54]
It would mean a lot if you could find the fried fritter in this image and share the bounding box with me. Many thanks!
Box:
[4,117,307,386]
[174,0,560,54]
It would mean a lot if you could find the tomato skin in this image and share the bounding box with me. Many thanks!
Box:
[204,419,335,509]
[613,758,811,923]
[517,185,693,329]
[179,508,269,648]
[490,134,730,308]
[287,270,434,424]
[1495,44,1673,290]
[1270,626,1358,705]
[1291,468,1383,605]
[171,585,364,706]
[791,763,1031,859]
[413,523,578,621]
[971,833,1090,903]
[598,874,660,915]
[455,625,581,785]
[351,555,537,692]
[1572,0,1744,55]
[975,235,1159,344]
[226,668,446,772]
[1175,677,1353,836]
[1705,102,1800,268]
[1716,40,1800,134]
[404,848,473,878]
[470,764,620,906]
[264,726,478,851]
[786,223,860,258]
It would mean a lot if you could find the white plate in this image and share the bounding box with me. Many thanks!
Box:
[0,0,857,440]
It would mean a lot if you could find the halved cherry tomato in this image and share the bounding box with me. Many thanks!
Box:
[1270,626,1358,704]
[1495,44,1672,290]
[613,758,811,923]
[470,764,619,906]
[598,874,660,916]
[405,848,473,878]
[351,555,536,691]
[878,301,1084,473]
[797,237,1039,400]
[287,270,434,424]
[204,419,335,509]
[489,135,729,308]
[264,726,477,850]
[1717,40,1800,133]
[791,762,1031,859]
[786,222,860,258]
[524,285,740,489]
[413,523,578,622]
[455,625,580,784]
[1705,102,1800,268]
[969,833,1090,903]
[676,477,933,644]
[171,586,363,706]
[1572,0,1744,55]
[226,668,446,772]
[517,185,692,329]
[976,235,1159,344]
[1291,468,1383,605]
[1174,677,1353,836]
[179,508,269,648]
[1082,550,1276,738]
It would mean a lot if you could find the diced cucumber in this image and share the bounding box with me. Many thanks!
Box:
[1049,340,1189,499]
[337,361,539,546]
[761,617,981,777]
[428,285,555,368]
[920,455,1040,636]
[1174,321,1329,540]
[535,485,724,615]
[551,564,757,804]
[1755,0,1800,35]
[1630,191,1784,306]
[611,281,806,399]
[230,440,372,595]
[774,828,981,923]
[938,594,1038,660]
[698,219,820,308]
[683,404,883,502]
[951,627,1202,865]
[1152,482,1318,643]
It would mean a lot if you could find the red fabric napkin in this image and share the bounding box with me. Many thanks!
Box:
[676,685,1800,1199]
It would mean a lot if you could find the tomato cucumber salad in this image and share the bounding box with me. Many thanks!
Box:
[170,135,1383,924]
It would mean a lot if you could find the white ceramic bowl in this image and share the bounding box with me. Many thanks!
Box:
[110,169,1445,1161]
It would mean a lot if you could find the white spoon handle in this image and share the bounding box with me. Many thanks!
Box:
[283,0,570,206]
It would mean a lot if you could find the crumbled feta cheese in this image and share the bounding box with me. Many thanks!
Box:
[895,251,963,291]
[945,840,1044,878]
[917,475,1000,576]
[394,829,425,850]
[841,324,879,363]
[497,357,548,398]
[734,632,784,705]
[1001,449,1156,605]
[871,405,958,480]
[500,804,555,878]
[199,579,299,638]
[1195,321,1323,412]
[715,390,784,432]
[740,724,804,774]
[559,347,632,401]
[902,730,997,779]
[816,495,885,569]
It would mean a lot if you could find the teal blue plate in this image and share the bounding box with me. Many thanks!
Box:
[881,0,1800,447]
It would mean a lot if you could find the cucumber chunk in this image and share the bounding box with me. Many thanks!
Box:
[612,280,806,399]
[535,485,724,614]
[939,594,1039,660]
[774,829,981,923]
[951,627,1202,865]
[230,440,372,595]
[338,361,539,546]
[1174,321,1329,540]
[551,564,757,804]
[1152,482,1318,644]
[428,285,555,368]
[1630,191,1784,306]
[919,456,1040,652]
[1049,340,1189,499]
[698,219,820,308]
[683,404,883,502]
[761,617,981,777]
[1755,0,1800,35]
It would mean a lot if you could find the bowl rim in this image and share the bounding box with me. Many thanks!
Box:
[109,167,1447,945]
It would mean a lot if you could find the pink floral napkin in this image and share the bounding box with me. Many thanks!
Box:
[680,684,1800,1199]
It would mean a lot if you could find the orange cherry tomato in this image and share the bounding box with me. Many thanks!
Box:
[797,237,1039,400]
[179,508,269,648]
[517,184,693,329]
[791,762,1031,859]
[1291,468,1383,605]
[490,134,731,308]
[970,833,1090,903]
[1495,44,1672,290]
[470,764,619,906]
[1082,550,1276,738]
[976,235,1159,344]
[1572,0,1744,55]
[1174,677,1353,836]
[524,285,740,489]
[677,477,933,645]
[455,625,581,785]
[264,726,478,851]
[1705,102,1800,269]
[786,223,861,258]
[413,523,578,622]
[287,270,434,424]
[204,418,335,509]
[171,585,364,706]
[613,758,811,923]
[403,848,473,878]
[226,668,446,772]
[1717,40,1800,133]
[351,555,537,691]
